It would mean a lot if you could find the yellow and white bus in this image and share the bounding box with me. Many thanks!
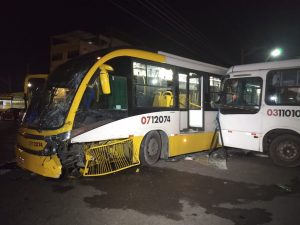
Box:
[16,48,227,178]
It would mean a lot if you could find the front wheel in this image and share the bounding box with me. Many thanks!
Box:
[140,131,162,166]
[269,134,300,167]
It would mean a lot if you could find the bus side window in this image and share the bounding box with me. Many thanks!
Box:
[133,61,174,108]
[266,69,300,106]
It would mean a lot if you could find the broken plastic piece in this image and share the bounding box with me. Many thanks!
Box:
[184,156,194,160]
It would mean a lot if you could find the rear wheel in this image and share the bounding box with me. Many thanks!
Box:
[269,134,300,167]
[140,131,162,166]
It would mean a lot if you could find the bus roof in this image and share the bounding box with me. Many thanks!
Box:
[159,51,228,75]
[228,58,300,74]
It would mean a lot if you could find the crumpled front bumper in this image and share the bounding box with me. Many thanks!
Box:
[15,147,62,178]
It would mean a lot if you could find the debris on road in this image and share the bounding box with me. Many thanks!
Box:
[276,184,292,192]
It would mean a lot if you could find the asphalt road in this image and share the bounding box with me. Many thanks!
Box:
[0,121,300,225]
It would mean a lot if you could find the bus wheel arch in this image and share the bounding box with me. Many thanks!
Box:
[140,130,167,166]
[263,129,300,167]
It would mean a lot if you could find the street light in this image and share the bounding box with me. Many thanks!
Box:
[241,47,283,64]
[270,48,283,58]
[267,48,283,61]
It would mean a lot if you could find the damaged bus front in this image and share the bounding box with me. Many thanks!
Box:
[16,50,119,178]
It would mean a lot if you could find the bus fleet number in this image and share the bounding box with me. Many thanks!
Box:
[141,116,171,124]
[267,109,300,117]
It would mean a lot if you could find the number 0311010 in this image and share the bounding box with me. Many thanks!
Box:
[141,115,171,124]
[267,109,300,117]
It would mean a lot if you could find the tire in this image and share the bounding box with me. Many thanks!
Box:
[269,134,300,167]
[140,131,162,166]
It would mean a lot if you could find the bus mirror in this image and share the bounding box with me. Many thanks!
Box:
[99,64,113,94]
[212,92,223,108]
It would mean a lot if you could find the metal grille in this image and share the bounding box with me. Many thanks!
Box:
[83,139,140,176]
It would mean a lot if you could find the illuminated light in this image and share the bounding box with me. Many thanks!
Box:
[270,48,282,58]
[179,73,187,82]
[183,138,187,143]
[88,41,93,45]
[97,56,101,60]
[270,96,277,102]
[27,82,32,87]
[152,78,158,85]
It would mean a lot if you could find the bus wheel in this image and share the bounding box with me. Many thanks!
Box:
[140,131,162,166]
[269,134,300,167]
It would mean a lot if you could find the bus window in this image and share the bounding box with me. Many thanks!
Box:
[74,72,128,128]
[189,75,201,109]
[133,61,174,108]
[209,76,221,109]
[221,77,262,114]
[179,73,188,109]
[266,69,300,106]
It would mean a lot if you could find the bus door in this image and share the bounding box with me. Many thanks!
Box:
[188,73,203,129]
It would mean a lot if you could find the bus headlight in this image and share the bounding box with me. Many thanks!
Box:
[56,131,71,141]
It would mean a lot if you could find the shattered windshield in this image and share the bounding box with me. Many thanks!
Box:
[22,51,103,130]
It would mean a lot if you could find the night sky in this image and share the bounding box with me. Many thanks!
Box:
[1,0,300,92]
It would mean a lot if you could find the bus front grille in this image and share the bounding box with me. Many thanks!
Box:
[82,139,140,176]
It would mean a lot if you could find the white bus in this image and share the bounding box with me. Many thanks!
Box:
[16,48,227,178]
[219,59,300,167]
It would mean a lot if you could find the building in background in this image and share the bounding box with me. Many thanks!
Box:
[50,30,130,71]
[0,92,25,110]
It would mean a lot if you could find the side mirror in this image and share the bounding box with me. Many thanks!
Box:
[99,64,113,94]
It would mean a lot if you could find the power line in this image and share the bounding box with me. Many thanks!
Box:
[136,0,205,46]
[107,0,205,58]
[152,0,232,64]
[148,0,210,47]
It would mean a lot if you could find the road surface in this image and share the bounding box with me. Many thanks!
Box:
[0,121,299,225]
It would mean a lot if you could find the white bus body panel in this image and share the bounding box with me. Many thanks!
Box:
[204,111,218,132]
[71,110,218,143]
[189,110,203,127]
[220,113,262,151]
[262,105,300,136]
[179,111,188,130]
[71,111,180,143]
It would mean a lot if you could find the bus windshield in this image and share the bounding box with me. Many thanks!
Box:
[220,77,262,114]
[22,52,102,130]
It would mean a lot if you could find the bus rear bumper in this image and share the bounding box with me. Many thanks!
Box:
[15,147,62,178]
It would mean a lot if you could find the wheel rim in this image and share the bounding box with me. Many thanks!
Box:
[277,141,299,161]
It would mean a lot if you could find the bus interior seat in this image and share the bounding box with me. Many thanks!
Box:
[153,91,173,107]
